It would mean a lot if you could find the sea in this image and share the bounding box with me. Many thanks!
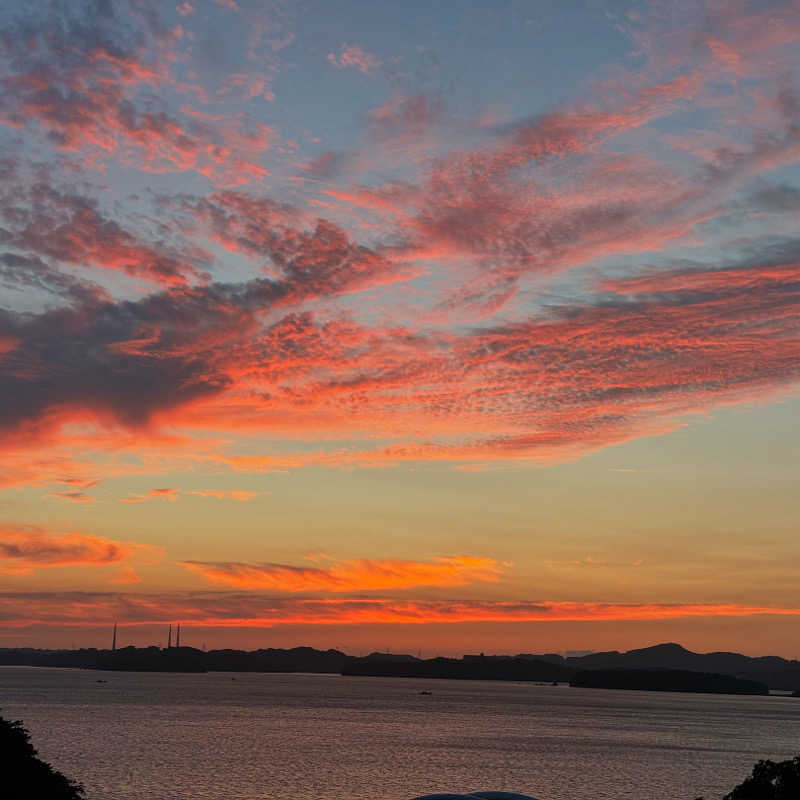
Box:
[1,666,798,800]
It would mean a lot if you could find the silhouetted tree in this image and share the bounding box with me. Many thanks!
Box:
[722,756,800,800]
[695,756,800,800]
[0,714,84,799]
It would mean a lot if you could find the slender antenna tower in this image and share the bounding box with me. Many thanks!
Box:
[167,624,172,649]
[176,623,181,648]
[112,622,117,652]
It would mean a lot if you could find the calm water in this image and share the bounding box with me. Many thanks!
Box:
[1,667,798,800]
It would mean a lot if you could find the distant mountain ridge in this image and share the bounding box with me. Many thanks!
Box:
[1,642,799,689]
[558,642,800,690]
[0,645,349,674]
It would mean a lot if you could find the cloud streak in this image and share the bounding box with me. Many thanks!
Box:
[0,524,159,573]
[2,591,799,628]
[187,490,259,501]
[121,488,179,503]
[180,555,505,591]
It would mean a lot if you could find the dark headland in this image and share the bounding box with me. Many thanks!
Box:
[570,668,768,695]
[2,641,799,694]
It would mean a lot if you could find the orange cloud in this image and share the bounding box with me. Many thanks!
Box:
[5,231,797,477]
[2,592,800,628]
[109,565,143,585]
[0,524,158,574]
[122,488,179,503]
[46,490,96,502]
[180,555,505,592]
[187,490,259,501]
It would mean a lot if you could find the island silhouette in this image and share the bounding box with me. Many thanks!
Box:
[2,641,799,693]
[570,668,767,695]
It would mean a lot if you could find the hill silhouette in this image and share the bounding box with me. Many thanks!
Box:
[343,653,571,682]
[2,642,800,690]
[0,645,348,674]
[557,642,800,690]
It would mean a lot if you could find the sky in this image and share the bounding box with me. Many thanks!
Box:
[1,0,799,658]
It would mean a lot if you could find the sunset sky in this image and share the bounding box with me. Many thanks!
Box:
[1,0,799,657]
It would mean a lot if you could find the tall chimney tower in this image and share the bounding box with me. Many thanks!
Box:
[176,623,181,648]
[167,623,172,649]
[112,622,117,652]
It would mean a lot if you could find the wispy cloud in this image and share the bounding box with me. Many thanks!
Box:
[187,490,260,501]
[2,591,799,628]
[46,491,96,503]
[565,556,644,568]
[109,565,142,585]
[180,555,505,591]
[121,488,180,503]
[327,44,381,74]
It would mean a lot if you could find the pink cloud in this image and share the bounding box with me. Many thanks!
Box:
[0,18,271,184]
[366,95,442,145]
[188,191,416,301]
[215,73,275,102]
[1,0,800,483]
[327,44,381,74]
[705,37,742,75]
[0,183,210,286]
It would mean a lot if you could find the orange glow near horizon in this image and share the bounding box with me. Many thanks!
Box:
[2,593,800,629]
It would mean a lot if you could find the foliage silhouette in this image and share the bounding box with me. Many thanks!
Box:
[0,714,84,799]
[695,756,800,800]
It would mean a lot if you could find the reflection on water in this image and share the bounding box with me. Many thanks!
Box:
[1,667,798,800]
